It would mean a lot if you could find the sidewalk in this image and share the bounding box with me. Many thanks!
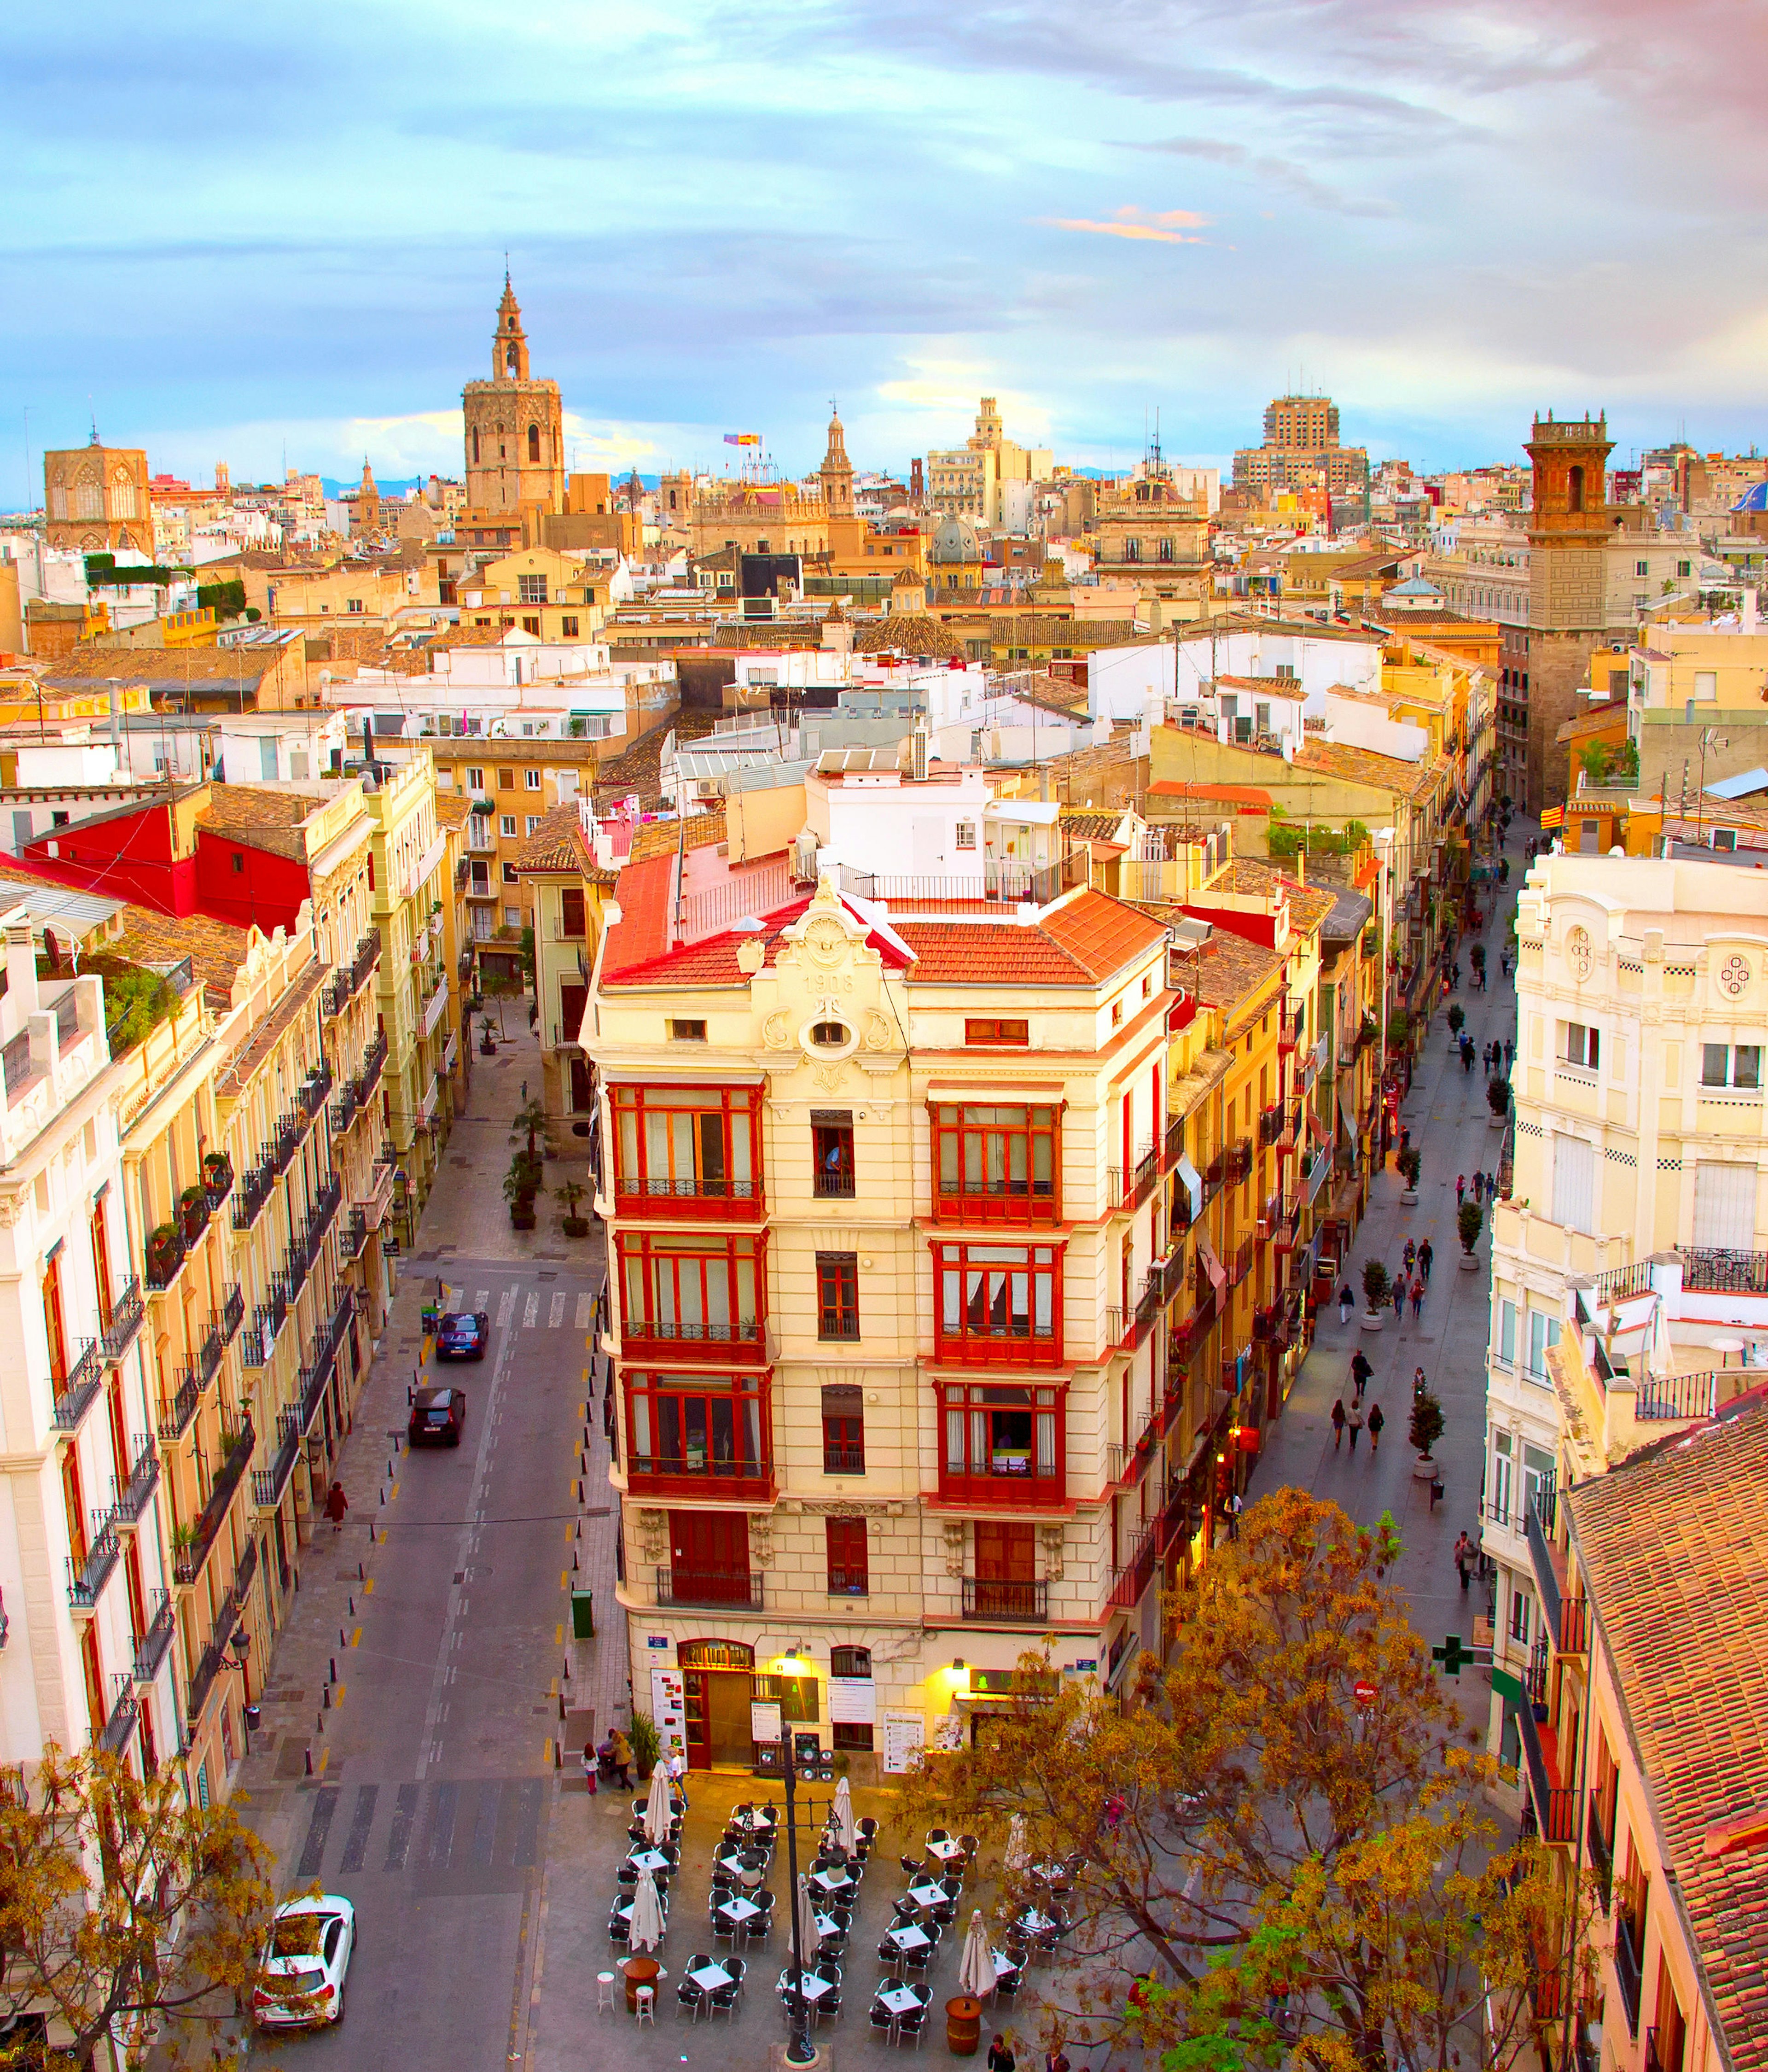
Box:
[1249,838,1520,1671]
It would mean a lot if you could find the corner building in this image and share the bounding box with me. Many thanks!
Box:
[592,875,1180,1777]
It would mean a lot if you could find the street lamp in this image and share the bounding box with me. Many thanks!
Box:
[778,1728,816,2064]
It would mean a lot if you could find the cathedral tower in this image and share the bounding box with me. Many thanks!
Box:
[462,274,565,518]
[819,404,855,521]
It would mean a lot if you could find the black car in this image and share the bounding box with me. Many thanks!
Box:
[436,1311,490,1361]
[408,1387,466,1447]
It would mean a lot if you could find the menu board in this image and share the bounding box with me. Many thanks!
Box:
[750,1700,783,1744]
[829,1676,876,1725]
[880,1710,925,1774]
[649,1669,686,1764]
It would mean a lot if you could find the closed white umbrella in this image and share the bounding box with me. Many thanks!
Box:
[643,1765,671,1845]
[832,1774,856,1854]
[957,1909,995,1999]
[795,1873,822,1965]
[631,1870,666,1953]
[1005,1813,1029,1874]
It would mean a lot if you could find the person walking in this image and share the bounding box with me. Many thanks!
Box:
[1346,1398,1365,1452]
[1413,1365,1428,1401]
[1392,1274,1406,1322]
[607,1726,633,1791]
[581,1739,599,1796]
[1350,1348,1372,1401]
[1418,1238,1433,1282]
[1331,1398,1347,1451]
[1403,1239,1416,1276]
[1367,1401,1385,1454]
[1453,1531,1477,1593]
[1472,1171,1486,1206]
[1223,1490,1243,1541]
[1338,1281,1354,1325]
[1504,1037,1514,1071]
[1456,1173,1466,1208]
[988,2037,1017,2072]
[1410,1277,1424,1321]
[324,1481,348,1534]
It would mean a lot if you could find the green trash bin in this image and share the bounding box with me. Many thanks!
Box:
[570,1589,595,1639]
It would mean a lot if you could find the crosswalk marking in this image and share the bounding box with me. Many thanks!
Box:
[523,1293,539,1329]
[301,1778,544,1880]
[549,1293,566,1329]
[575,1293,594,1330]
[496,1289,516,1328]
[472,1288,489,1311]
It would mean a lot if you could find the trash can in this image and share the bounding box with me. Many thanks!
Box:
[571,1589,595,1639]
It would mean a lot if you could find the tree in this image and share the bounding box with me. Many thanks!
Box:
[1458,1198,1485,1254]
[1360,1260,1391,1315]
[1485,1076,1510,1119]
[1408,1384,1446,1461]
[1398,1147,1421,1192]
[0,1743,279,2069]
[901,1492,1587,2070]
[510,1095,548,1164]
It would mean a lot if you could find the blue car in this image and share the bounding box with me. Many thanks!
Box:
[436,1310,490,1361]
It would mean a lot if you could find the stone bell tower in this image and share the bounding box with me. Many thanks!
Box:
[1522,412,1617,815]
[462,273,565,518]
[819,403,855,521]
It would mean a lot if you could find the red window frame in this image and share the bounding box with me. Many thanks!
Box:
[965,1017,1028,1046]
[938,1381,1067,1506]
[816,1253,860,1340]
[616,1231,766,1363]
[931,1102,1061,1225]
[933,1241,1063,1366]
[825,1516,869,1596]
[623,1369,774,1499]
[611,1084,762,1219]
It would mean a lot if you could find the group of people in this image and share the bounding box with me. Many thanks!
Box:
[1481,1038,1514,1075]
[1455,1171,1497,1209]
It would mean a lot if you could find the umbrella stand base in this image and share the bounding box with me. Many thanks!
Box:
[770,2046,833,2070]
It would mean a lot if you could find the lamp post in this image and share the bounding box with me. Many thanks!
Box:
[779,1729,815,2065]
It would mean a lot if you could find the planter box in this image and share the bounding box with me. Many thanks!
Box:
[511,1209,537,1231]
[1400,1188,1419,1205]
[562,1217,590,1238]
[1459,1252,1481,1272]
[1361,1312,1384,1332]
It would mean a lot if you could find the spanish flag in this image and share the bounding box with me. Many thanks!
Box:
[723,432,761,447]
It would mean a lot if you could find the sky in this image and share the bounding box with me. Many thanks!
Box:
[4,0,1766,502]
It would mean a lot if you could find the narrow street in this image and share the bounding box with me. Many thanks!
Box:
[1249,831,1519,1675]
[233,1027,615,2071]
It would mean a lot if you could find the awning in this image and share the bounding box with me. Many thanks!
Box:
[1175,1154,1204,1221]
[1197,1238,1227,1290]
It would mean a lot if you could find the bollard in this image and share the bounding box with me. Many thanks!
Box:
[407,1384,414,1406]
[563,1654,571,1681]
[305,1748,313,1776]
[558,1691,566,1721]
[359,1560,365,1580]
[323,1686,331,1710]
[339,1628,347,1650]
[553,1738,561,1771]
[380,1488,386,1505]
[349,1595,355,1617]
[330,1657,337,1684]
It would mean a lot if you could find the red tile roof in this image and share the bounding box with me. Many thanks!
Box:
[1147,781,1274,809]
[600,854,676,975]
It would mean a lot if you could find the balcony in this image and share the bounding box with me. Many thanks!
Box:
[299,1287,356,1431]
[1163,1111,1186,1170]
[625,1450,777,1503]
[931,1178,1058,1228]
[1613,1902,1644,2036]
[1227,1140,1252,1186]
[98,1675,138,1757]
[50,1339,104,1432]
[357,1155,397,1232]
[330,1079,361,1135]
[157,1369,199,1443]
[145,1222,186,1292]
[961,1577,1049,1623]
[822,1442,865,1475]
[204,1154,234,1212]
[340,1207,370,1263]
[186,1543,257,1730]
[300,1060,336,1121]
[1587,1792,1614,1910]
[621,1313,768,1365]
[221,1284,245,1345]
[612,1175,764,1224]
[132,1591,175,1683]
[654,1566,765,1611]
[1526,1489,1586,1653]
[178,1188,211,1247]
[195,1319,223,1389]
[253,1406,303,1512]
[1516,1698,1577,1844]
[232,1157,275,1232]
[1106,1519,1163,1611]
[355,1029,389,1103]
[270,1110,303,1179]
[67,1511,120,1612]
[173,1421,255,1586]
[1634,1369,1723,1423]
[346,930,382,998]
[112,1436,160,1524]
[102,1277,144,1364]
[1108,1144,1160,1215]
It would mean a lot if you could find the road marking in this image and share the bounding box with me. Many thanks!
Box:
[362,1578,374,1594]
[497,1288,517,1327]
[523,1293,539,1328]
[333,1682,345,1704]
[576,1294,594,1329]
[473,1288,489,1310]
[549,1293,566,1328]
[543,1737,554,1767]
[350,1626,361,1647]
[555,1621,564,1644]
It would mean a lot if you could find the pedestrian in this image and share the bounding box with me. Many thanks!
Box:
[667,1748,688,1810]
[1346,1398,1365,1451]
[1223,1490,1243,1541]
[1413,1365,1427,1400]
[1456,1173,1467,1208]
[1403,1239,1416,1275]
[1367,1401,1385,1453]
[607,1727,633,1791]
[323,1480,348,1534]
[581,1739,598,1796]
[1472,1170,1485,1206]
[1504,1037,1514,1071]
[1350,1348,1372,1400]
[1410,1278,1424,1320]
[1418,1238,1433,1282]
[1392,1274,1406,1321]
[1339,1281,1354,1325]
[1462,1039,1475,1074]
[1454,1531,1476,1592]
[988,2041,1017,2072]
[1046,2051,1072,2072]
[1331,1398,1347,1450]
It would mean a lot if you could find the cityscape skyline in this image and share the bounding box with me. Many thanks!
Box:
[5,0,1764,491]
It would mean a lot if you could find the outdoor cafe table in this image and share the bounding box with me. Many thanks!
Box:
[715,1895,761,1927]
[731,1805,778,1833]
[1016,1908,1053,1936]
[926,1837,966,1863]
[627,1848,670,1874]
[886,1924,931,1955]
[810,1868,854,1897]
[786,1972,836,2004]
[906,1879,946,1911]
[613,1896,670,1926]
[876,1984,925,2018]
[688,1962,733,1993]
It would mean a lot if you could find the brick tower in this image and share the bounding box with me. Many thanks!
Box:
[1520,413,1616,815]
[462,274,565,518]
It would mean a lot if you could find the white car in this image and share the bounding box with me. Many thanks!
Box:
[253,1894,355,2028]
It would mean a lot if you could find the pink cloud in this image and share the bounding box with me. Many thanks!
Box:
[1046,204,1212,245]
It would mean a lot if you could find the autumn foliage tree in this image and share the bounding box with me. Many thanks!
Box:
[0,1743,279,2069]
[905,1491,1591,2070]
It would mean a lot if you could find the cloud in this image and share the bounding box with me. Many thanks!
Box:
[1044,205,1212,245]
[1137,135,1398,219]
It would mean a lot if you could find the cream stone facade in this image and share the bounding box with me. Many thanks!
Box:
[43,439,153,554]
[463,277,565,519]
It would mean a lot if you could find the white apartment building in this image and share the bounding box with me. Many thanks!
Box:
[1481,852,1768,1786]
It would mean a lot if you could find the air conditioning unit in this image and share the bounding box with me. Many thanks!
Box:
[792,830,820,883]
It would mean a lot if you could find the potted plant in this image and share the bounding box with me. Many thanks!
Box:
[628,1709,661,1782]
[1486,1076,1510,1129]
[479,1016,497,1056]
[1398,1146,1422,1204]
[1389,1007,1413,1052]
[1446,1004,1464,1039]
[1408,1383,1446,1480]
[504,1150,541,1230]
[557,1178,590,1238]
[1360,1259,1391,1332]
[1458,1198,1484,1269]
[1470,942,1486,978]
[179,1184,208,1238]
[147,1222,182,1283]
[202,1150,233,1201]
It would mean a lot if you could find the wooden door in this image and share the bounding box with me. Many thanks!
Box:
[107,1375,131,1494]
[80,1627,105,1742]
[91,1198,113,1331]
[43,1252,68,1388]
[682,1671,712,1770]
[62,1449,87,1570]
[973,1521,1035,1619]
[668,1510,749,1603]
[124,1542,147,1646]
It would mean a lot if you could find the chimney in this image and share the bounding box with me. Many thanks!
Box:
[911,719,928,782]
[5,922,39,1025]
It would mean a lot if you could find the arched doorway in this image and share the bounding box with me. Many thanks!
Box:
[678,1639,754,1770]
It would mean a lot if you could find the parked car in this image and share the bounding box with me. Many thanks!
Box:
[253,1894,355,2028]
[408,1386,466,1447]
[436,1310,490,1360]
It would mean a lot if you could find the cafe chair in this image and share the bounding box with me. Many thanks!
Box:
[675,1978,704,2021]
[877,1935,903,1972]
[616,1863,638,1888]
[957,1833,979,1865]
[869,2002,895,2037]
[926,1828,950,1846]
[899,1854,923,1879]
[897,2006,927,2047]
[607,1915,631,1946]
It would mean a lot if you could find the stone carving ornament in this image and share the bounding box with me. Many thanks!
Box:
[1566,925,1592,981]
[1719,951,1752,999]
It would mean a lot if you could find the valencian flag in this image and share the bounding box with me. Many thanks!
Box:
[723,432,761,447]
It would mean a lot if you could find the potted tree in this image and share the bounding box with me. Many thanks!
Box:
[147,1223,182,1284]
[479,1015,498,1056]
[202,1149,233,1203]
[1409,1383,1446,1481]
[628,1709,661,1782]
[1398,1146,1422,1205]
[556,1178,590,1238]
[1361,1259,1391,1333]
[504,1150,541,1230]
[1486,1076,1510,1130]
[1470,942,1486,982]
[1446,1003,1465,1041]
[1458,1198,1484,1270]
[179,1184,209,1240]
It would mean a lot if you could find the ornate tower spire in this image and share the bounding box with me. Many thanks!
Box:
[820,402,855,521]
[494,275,529,383]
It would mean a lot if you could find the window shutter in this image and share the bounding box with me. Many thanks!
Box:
[1551,1134,1595,1234]
[1693,1161,1756,1250]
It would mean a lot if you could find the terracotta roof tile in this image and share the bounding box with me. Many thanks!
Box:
[110,903,252,1011]
[628,810,726,864]
[1289,739,1449,805]
[199,787,330,862]
[1565,1402,1768,2069]
[434,793,474,830]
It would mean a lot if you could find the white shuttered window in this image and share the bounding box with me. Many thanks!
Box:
[1693,1161,1756,1250]
[1551,1134,1596,1235]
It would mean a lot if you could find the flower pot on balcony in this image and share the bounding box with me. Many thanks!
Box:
[180,1187,207,1238]
[148,1225,181,1282]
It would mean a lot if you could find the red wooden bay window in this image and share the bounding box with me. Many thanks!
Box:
[933,1241,1062,1366]
[624,1370,773,1498]
[939,1381,1066,1505]
[931,1102,1061,1224]
[611,1084,762,1217]
[617,1231,766,1361]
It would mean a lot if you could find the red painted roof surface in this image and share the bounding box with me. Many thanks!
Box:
[603,893,916,988]
[897,891,1165,988]
[600,854,676,975]
[1147,780,1274,808]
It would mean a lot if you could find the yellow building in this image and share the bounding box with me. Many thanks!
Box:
[1089,465,1211,597]
[454,547,611,640]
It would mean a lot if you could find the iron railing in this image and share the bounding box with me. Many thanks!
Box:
[112,1437,159,1523]
[157,1369,199,1443]
[962,1577,1048,1622]
[132,1592,175,1683]
[232,1158,275,1231]
[653,1567,765,1611]
[98,1675,138,1757]
[253,1407,302,1512]
[51,1340,104,1431]
[173,1422,255,1585]
[102,1277,144,1363]
[67,1511,120,1611]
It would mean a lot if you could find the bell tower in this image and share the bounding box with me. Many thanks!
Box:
[820,403,855,522]
[462,273,565,522]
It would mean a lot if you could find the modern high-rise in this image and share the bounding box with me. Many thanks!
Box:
[1231,394,1368,500]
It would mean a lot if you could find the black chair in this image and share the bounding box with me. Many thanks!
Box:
[891,1899,919,1926]
[897,2006,927,2046]
[931,1898,958,1928]
[994,1965,1022,2002]
[675,1977,704,2021]
[957,1832,979,1863]
[926,1828,950,1844]
[858,1816,879,1841]
[877,1935,903,1971]
[608,1916,630,1945]
[869,2003,895,2037]
[616,1864,638,1887]
[899,1854,923,1878]
[940,1876,962,1901]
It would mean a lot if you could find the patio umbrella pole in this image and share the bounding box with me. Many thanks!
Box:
[781,1733,815,2065]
